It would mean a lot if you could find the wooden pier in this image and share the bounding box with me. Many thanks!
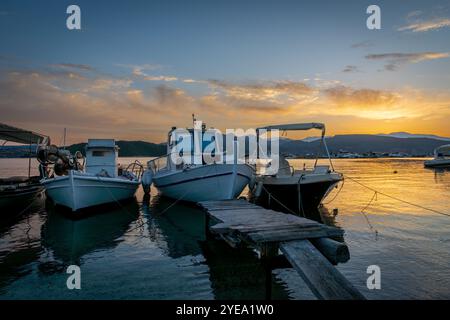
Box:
[198,199,365,300]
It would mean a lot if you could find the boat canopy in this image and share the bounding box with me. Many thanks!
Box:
[435,144,450,156]
[256,123,326,136]
[0,123,49,145]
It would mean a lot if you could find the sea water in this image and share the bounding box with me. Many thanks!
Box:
[0,157,449,299]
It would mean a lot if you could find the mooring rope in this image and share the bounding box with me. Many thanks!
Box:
[359,190,379,235]
[344,174,450,218]
[322,177,345,205]
[261,184,298,216]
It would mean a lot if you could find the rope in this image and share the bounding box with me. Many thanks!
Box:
[322,177,345,205]
[345,175,450,218]
[261,184,298,215]
[297,174,306,217]
[123,161,221,236]
[125,187,192,235]
[360,190,378,235]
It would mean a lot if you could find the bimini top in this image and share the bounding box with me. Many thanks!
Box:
[434,144,450,156]
[257,123,326,136]
[0,122,49,145]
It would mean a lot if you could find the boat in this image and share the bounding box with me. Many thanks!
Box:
[38,139,143,212]
[424,144,450,168]
[0,123,49,212]
[249,123,342,215]
[143,120,255,202]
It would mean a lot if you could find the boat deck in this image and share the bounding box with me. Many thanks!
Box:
[198,199,365,300]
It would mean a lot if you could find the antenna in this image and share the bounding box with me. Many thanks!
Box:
[63,128,67,149]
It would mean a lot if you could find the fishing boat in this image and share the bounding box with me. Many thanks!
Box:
[424,144,450,168]
[39,139,142,212]
[143,120,254,202]
[0,123,49,212]
[249,123,342,215]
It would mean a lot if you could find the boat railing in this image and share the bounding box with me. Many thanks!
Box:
[147,155,169,174]
[124,160,144,180]
[147,151,255,174]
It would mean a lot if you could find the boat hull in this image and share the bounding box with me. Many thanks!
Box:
[424,158,450,168]
[153,164,254,202]
[250,173,342,215]
[0,183,44,211]
[42,171,140,212]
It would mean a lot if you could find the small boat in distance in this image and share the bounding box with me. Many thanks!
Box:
[143,120,254,202]
[0,123,49,213]
[249,123,343,215]
[424,144,450,168]
[39,139,142,212]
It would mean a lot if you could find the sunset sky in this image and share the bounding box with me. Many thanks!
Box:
[1,0,450,144]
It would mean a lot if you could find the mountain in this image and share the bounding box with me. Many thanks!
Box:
[279,134,447,156]
[1,134,448,158]
[377,132,450,141]
[67,140,166,157]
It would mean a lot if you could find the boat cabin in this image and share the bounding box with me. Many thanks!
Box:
[85,139,118,177]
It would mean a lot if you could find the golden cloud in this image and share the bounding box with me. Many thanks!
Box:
[399,18,450,32]
[1,69,450,142]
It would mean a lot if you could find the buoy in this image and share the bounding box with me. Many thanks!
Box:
[141,170,153,194]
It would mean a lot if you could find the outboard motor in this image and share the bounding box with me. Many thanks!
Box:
[141,169,153,194]
[36,144,84,176]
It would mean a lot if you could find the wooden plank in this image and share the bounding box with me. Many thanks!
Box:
[198,199,253,209]
[280,240,365,300]
[247,228,343,243]
[223,223,322,234]
[207,209,318,225]
[201,205,260,211]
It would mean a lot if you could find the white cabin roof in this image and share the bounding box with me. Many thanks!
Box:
[86,139,117,149]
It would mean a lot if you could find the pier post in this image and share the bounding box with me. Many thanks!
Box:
[204,213,212,239]
[260,243,278,300]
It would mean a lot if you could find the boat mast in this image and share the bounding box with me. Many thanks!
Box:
[63,128,67,150]
[28,134,32,178]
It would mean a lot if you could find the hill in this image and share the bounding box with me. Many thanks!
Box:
[67,140,166,157]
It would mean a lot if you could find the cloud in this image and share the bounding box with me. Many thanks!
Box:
[116,64,162,77]
[351,41,373,48]
[398,17,450,32]
[1,67,450,142]
[365,52,449,71]
[406,10,422,19]
[208,80,317,103]
[52,63,95,71]
[342,65,360,73]
[182,78,201,83]
[323,86,399,109]
[143,75,178,82]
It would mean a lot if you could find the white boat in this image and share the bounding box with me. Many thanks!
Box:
[424,144,450,168]
[40,139,142,212]
[249,123,343,215]
[143,121,255,202]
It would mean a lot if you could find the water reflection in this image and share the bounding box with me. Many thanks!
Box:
[0,196,45,293]
[143,196,205,258]
[144,195,291,299]
[40,200,139,264]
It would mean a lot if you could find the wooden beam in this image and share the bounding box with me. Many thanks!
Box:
[280,240,365,300]
[310,237,350,265]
